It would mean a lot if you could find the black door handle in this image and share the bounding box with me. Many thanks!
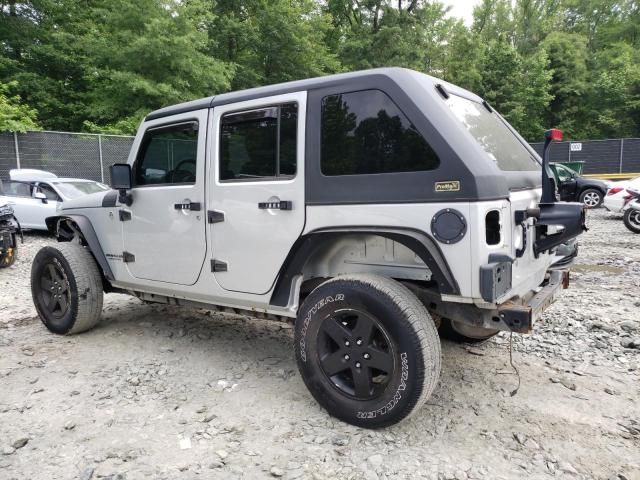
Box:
[174,202,201,211]
[258,200,292,210]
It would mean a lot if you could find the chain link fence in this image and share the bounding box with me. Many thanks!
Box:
[530,138,640,175]
[1,131,639,183]
[0,131,133,185]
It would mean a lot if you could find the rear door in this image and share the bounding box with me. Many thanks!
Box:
[209,92,306,294]
[121,110,208,285]
[554,164,578,201]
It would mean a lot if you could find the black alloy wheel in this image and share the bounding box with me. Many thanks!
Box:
[317,308,396,400]
[294,274,441,428]
[38,260,72,320]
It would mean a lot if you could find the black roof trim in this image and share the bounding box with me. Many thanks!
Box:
[144,68,453,121]
[146,96,216,121]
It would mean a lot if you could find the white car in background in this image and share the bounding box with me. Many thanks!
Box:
[0,170,110,230]
[604,176,640,213]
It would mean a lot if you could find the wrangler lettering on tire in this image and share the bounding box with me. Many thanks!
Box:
[294,274,441,429]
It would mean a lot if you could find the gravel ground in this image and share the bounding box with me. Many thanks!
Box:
[0,208,639,480]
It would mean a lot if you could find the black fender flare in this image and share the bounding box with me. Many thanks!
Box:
[269,226,460,307]
[45,215,115,281]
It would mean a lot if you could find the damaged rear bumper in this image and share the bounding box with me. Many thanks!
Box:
[413,268,570,335]
[497,269,569,333]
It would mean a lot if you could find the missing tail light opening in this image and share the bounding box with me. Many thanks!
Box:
[485,210,501,245]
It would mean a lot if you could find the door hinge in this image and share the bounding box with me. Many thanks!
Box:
[207,210,225,224]
[118,210,131,221]
[211,259,227,272]
[122,251,135,263]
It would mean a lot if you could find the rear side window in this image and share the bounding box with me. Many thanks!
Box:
[3,181,32,197]
[219,103,297,181]
[445,94,540,172]
[321,89,439,176]
[134,122,199,186]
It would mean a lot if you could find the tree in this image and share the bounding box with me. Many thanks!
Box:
[326,0,455,74]
[472,0,514,43]
[443,23,484,93]
[541,31,589,137]
[471,36,552,141]
[0,82,40,132]
[584,42,640,137]
[211,0,340,90]
[1,0,233,133]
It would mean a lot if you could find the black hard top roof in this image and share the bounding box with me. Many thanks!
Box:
[145,67,477,121]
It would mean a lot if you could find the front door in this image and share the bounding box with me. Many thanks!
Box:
[121,110,208,285]
[33,182,61,229]
[209,92,306,294]
[554,164,577,201]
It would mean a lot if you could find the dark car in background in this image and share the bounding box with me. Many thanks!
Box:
[550,162,608,208]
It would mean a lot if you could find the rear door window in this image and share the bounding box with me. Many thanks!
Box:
[4,181,32,197]
[219,103,298,181]
[320,89,439,176]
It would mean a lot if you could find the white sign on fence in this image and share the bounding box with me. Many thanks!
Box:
[570,143,582,152]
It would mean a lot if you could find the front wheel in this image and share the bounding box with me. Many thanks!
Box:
[31,242,104,335]
[579,188,603,209]
[294,274,441,428]
[623,208,640,233]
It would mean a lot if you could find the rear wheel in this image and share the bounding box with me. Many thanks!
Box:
[31,243,103,335]
[439,318,498,343]
[579,188,603,208]
[294,274,441,428]
[623,208,640,233]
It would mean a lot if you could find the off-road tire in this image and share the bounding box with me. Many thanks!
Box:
[294,274,441,428]
[0,233,17,268]
[439,318,499,343]
[623,208,640,233]
[31,242,103,335]
[579,188,603,209]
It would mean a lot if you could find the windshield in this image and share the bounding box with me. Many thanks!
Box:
[445,94,540,172]
[53,181,109,199]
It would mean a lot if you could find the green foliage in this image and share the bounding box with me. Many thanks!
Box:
[542,31,590,137]
[478,37,552,140]
[0,82,40,132]
[210,0,340,90]
[0,0,638,140]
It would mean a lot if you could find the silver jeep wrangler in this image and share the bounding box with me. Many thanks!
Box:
[31,68,585,428]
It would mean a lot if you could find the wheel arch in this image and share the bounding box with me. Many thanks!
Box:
[269,227,459,308]
[45,215,114,282]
